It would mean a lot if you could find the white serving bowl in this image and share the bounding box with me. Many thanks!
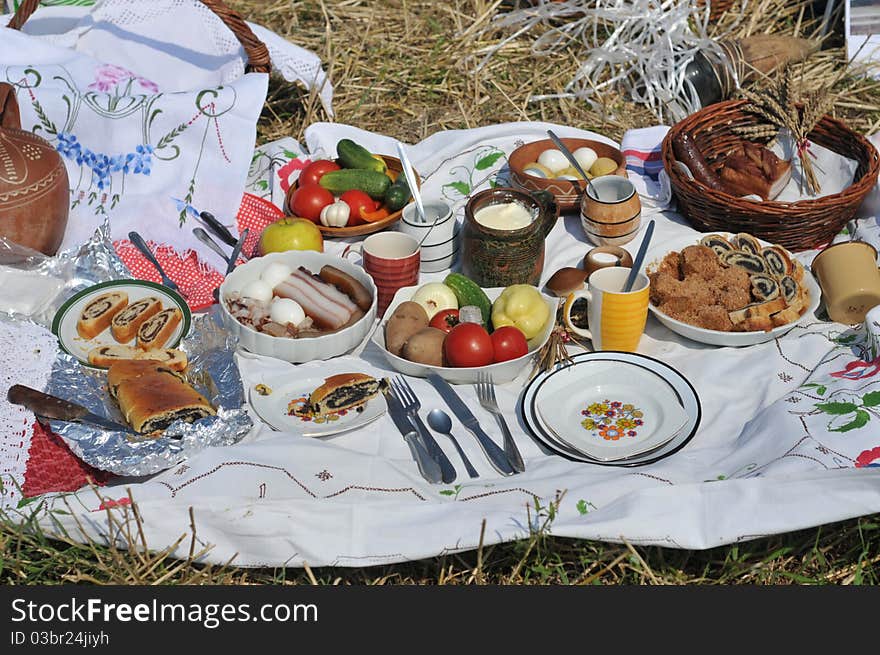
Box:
[372,285,557,384]
[219,250,377,363]
[645,232,822,347]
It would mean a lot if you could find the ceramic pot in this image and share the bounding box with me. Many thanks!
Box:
[0,83,69,255]
[580,175,642,246]
[461,187,557,287]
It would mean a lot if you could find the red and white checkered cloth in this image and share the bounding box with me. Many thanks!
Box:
[113,193,283,312]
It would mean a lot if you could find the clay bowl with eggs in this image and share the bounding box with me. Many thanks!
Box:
[372,284,557,385]
[218,251,377,363]
[508,137,627,213]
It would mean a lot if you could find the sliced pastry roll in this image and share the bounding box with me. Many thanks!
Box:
[733,233,762,256]
[137,307,183,350]
[111,296,163,342]
[77,291,128,340]
[761,245,793,280]
[308,373,388,415]
[699,234,735,257]
[88,344,187,371]
[110,361,215,433]
[750,274,780,301]
[721,250,768,275]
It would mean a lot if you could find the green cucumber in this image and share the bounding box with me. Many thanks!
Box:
[336,138,387,173]
[384,173,412,212]
[444,273,492,325]
[319,169,391,199]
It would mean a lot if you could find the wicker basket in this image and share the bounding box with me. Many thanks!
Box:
[661,100,880,251]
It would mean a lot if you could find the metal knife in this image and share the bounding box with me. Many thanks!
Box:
[382,387,442,484]
[426,373,515,476]
[225,228,249,277]
[7,385,131,433]
[198,211,238,247]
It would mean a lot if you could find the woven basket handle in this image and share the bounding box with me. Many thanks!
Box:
[7,0,271,74]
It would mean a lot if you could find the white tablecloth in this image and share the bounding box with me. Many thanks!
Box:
[24,122,880,568]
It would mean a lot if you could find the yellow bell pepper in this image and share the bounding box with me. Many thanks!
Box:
[491,284,550,340]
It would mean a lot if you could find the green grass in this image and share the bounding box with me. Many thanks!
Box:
[4,0,880,585]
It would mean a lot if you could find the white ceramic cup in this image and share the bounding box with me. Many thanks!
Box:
[399,201,458,273]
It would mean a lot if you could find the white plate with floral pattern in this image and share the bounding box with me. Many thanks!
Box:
[249,374,386,437]
[534,360,689,461]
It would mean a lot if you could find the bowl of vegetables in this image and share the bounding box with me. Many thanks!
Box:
[285,138,420,238]
[371,273,557,384]
[508,137,626,213]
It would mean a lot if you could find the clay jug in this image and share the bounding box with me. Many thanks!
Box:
[461,187,558,287]
[0,83,69,255]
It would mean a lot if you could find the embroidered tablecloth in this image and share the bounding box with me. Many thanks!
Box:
[6,122,879,568]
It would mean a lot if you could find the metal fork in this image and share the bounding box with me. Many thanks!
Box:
[128,231,187,298]
[390,377,457,484]
[475,372,525,473]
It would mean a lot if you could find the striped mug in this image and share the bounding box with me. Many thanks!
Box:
[344,232,420,317]
[562,266,649,352]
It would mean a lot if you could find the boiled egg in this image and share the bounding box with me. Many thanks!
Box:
[537,148,569,173]
[522,161,554,178]
[240,279,273,304]
[572,147,598,172]
[260,262,293,289]
[269,297,306,326]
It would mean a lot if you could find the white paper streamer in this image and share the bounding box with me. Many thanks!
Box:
[475,0,748,122]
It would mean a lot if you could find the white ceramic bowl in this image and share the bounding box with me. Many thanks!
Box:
[372,285,557,384]
[219,251,377,363]
[645,232,821,347]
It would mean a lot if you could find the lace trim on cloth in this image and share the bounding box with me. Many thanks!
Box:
[0,320,58,509]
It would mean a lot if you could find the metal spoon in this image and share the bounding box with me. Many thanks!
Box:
[623,219,655,293]
[193,227,232,265]
[546,129,599,198]
[427,408,479,479]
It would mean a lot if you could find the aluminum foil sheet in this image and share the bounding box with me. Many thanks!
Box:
[46,306,253,476]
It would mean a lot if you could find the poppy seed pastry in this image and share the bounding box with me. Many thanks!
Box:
[750,274,780,301]
[309,373,388,415]
[77,291,129,340]
[111,296,163,342]
[108,361,214,433]
[137,307,183,350]
[699,234,734,257]
[732,233,763,256]
[721,250,768,274]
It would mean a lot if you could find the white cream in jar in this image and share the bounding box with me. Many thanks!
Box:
[473,202,533,230]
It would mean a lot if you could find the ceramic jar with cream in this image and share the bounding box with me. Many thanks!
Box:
[461,187,558,287]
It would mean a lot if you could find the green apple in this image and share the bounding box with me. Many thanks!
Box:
[258,218,324,255]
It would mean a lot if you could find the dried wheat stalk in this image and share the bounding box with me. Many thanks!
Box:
[739,65,835,194]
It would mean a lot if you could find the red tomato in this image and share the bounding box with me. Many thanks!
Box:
[340,190,377,227]
[490,326,528,363]
[429,308,460,333]
[444,322,494,367]
[298,159,340,187]
[289,184,334,223]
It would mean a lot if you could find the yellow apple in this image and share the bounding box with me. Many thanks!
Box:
[258,218,324,255]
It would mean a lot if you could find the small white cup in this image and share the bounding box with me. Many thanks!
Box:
[399,201,458,273]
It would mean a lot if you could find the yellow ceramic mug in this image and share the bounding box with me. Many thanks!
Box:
[563,266,650,352]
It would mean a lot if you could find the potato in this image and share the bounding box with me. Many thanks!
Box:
[401,327,447,367]
[384,301,429,356]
